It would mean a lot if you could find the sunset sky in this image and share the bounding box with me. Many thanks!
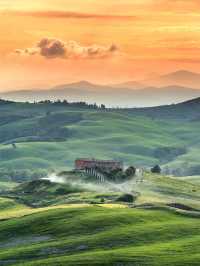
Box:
[0,0,200,90]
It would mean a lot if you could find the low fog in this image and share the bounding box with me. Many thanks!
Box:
[43,173,139,195]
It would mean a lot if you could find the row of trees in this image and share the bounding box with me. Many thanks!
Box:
[33,100,106,109]
[95,164,162,183]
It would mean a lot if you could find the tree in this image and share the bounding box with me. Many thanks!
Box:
[12,143,17,149]
[151,165,161,174]
[125,166,136,177]
[116,194,136,203]
[100,198,105,203]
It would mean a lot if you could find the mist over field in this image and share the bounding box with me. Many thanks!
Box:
[44,173,138,194]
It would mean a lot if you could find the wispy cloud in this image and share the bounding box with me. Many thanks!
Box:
[15,38,120,59]
[3,10,137,20]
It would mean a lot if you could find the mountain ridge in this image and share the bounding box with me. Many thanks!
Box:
[1,81,200,107]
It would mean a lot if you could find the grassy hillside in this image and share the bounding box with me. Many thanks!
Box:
[2,179,128,207]
[0,206,199,266]
[0,170,199,265]
[0,181,17,192]
[135,173,200,210]
[1,172,199,209]
[0,100,200,181]
[177,175,200,185]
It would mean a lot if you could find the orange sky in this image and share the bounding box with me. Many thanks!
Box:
[0,0,200,90]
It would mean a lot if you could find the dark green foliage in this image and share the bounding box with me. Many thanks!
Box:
[38,100,102,109]
[12,143,17,149]
[0,99,13,105]
[125,166,136,177]
[116,193,136,203]
[99,166,136,183]
[0,169,47,182]
[97,168,126,183]
[14,179,83,195]
[54,186,82,195]
[100,198,105,203]
[4,179,86,207]
[1,178,129,207]
[151,165,161,174]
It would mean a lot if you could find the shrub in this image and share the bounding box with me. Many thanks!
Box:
[151,165,161,174]
[125,166,136,177]
[116,194,136,203]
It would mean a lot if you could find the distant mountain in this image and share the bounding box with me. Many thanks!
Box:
[53,81,109,91]
[110,81,145,89]
[161,70,200,83]
[110,70,200,90]
[1,81,200,107]
[143,70,200,89]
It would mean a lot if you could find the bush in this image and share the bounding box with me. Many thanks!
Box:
[116,194,136,203]
[100,198,105,203]
[125,166,136,177]
[0,169,48,182]
[151,165,161,174]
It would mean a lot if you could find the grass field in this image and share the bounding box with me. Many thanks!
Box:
[0,167,199,265]
[0,205,199,266]
[2,172,199,209]
[135,173,200,209]
[0,102,200,179]
[0,182,17,192]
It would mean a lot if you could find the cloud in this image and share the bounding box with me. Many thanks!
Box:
[15,38,120,59]
[3,10,136,20]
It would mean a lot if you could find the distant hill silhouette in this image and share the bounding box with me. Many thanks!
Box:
[1,77,200,107]
[142,70,200,89]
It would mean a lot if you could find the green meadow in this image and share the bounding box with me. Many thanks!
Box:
[0,99,200,180]
[0,204,199,266]
[0,171,199,265]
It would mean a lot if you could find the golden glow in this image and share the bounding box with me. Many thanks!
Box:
[0,0,200,90]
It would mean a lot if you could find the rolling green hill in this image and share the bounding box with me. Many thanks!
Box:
[0,98,200,181]
[0,205,199,266]
[1,171,199,211]
[2,179,129,207]
[0,166,199,265]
